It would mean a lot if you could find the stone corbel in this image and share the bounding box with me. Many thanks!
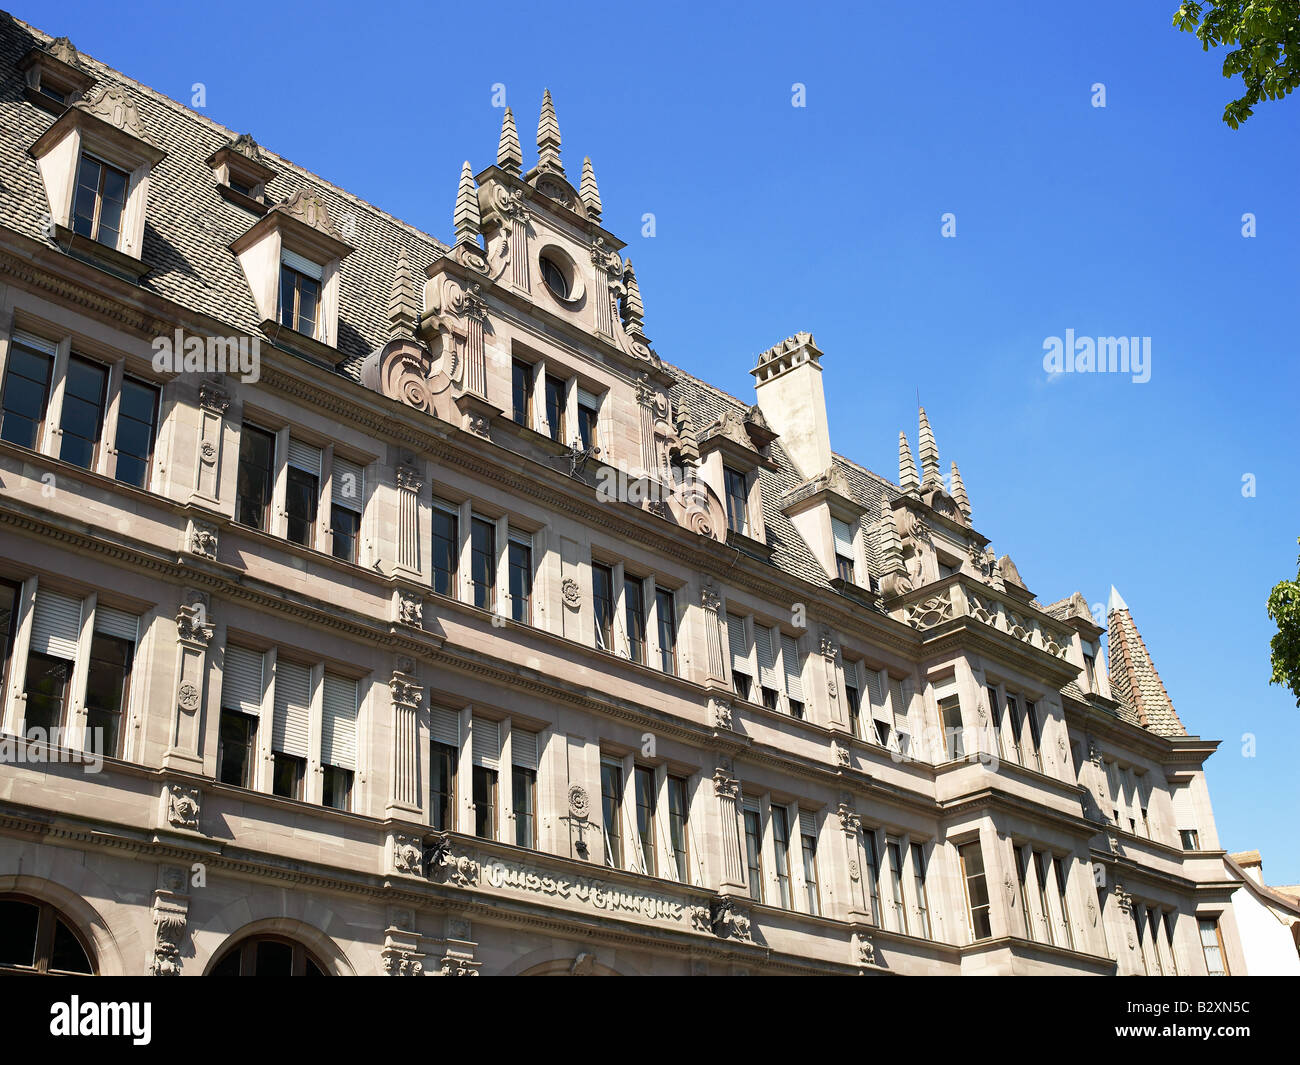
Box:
[149,866,190,976]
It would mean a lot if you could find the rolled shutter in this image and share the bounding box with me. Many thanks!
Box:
[890,677,907,718]
[272,659,311,758]
[332,456,364,512]
[577,387,600,412]
[223,646,264,716]
[472,717,500,769]
[755,625,778,688]
[512,729,539,771]
[11,330,58,355]
[831,517,855,557]
[727,614,749,672]
[322,674,358,770]
[287,438,321,478]
[430,706,460,747]
[31,590,82,659]
[781,634,804,700]
[799,809,817,840]
[281,249,322,280]
[94,605,138,643]
[865,667,884,711]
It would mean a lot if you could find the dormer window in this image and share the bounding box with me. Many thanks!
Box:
[72,154,128,249]
[724,466,749,536]
[19,38,94,115]
[831,516,856,582]
[206,134,277,214]
[278,253,322,338]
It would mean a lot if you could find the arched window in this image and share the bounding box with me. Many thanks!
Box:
[211,935,326,976]
[0,894,96,975]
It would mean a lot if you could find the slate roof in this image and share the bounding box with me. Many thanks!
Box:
[0,13,1186,740]
[1107,602,1187,737]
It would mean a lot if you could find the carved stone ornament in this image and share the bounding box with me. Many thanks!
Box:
[390,675,424,709]
[398,592,424,627]
[395,464,424,492]
[175,600,212,645]
[78,85,149,141]
[188,522,218,559]
[393,833,423,876]
[1087,896,1098,926]
[176,683,200,713]
[561,577,581,609]
[440,953,480,976]
[167,785,201,830]
[709,895,752,942]
[689,904,711,932]
[567,784,590,818]
[837,802,861,837]
[198,381,230,414]
[272,188,341,240]
[855,932,876,966]
[151,900,187,976]
[1005,872,1017,907]
[1114,884,1132,915]
[712,767,740,800]
[570,952,597,976]
[711,697,733,731]
[819,626,839,660]
[833,741,850,768]
[700,578,721,613]
[382,948,425,976]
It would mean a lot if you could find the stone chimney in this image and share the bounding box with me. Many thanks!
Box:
[750,332,831,479]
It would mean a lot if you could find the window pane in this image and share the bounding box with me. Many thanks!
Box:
[114,378,158,488]
[58,358,108,468]
[601,760,622,867]
[330,505,360,563]
[285,466,319,546]
[49,919,93,974]
[470,518,495,610]
[236,426,275,529]
[0,899,39,968]
[545,377,565,442]
[433,508,459,596]
[1,345,53,450]
[254,939,294,976]
[24,652,70,735]
[430,741,456,830]
[508,540,531,623]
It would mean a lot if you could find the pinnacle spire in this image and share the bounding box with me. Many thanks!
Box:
[878,497,904,571]
[579,157,602,222]
[898,432,919,494]
[387,248,420,339]
[621,259,647,340]
[497,107,522,177]
[453,161,481,247]
[918,407,941,488]
[950,462,970,518]
[1106,590,1186,736]
[537,89,563,175]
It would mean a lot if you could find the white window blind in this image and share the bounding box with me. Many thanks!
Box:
[512,729,539,771]
[743,797,760,815]
[282,249,323,280]
[93,605,138,643]
[430,706,459,747]
[889,677,907,719]
[865,667,884,711]
[727,614,749,672]
[781,634,804,699]
[472,717,500,769]
[287,438,321,477]
[11,330,58,355]
[831,516,855,557]
[755,625,778,689]
[332,456,364,512]
[576,387,600,411]
[272,659,311,758]
[321,673,358,770]
[223,646,264,716]
[799,810,817,839]
[31,590,82,660]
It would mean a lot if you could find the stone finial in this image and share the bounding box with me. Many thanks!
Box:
[898,432,919,494]
[497,107,522,177]
[950,462,971,518]
[453,161,481,247]
[621,259,647,339]
[388,248,420,339]
[537,89,563,175]
[579,157,602,221]
[45,36,80,66]
[918,407,941,488]
[229,133,263,162]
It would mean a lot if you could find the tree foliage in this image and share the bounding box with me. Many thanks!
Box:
[1174,1,1300,127]
[1267,537,1300,706]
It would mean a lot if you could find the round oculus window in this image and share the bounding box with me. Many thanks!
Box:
[539,255,570,300]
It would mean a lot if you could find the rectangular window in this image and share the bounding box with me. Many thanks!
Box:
[1015,847,1035,941]
[545,375,566,443]
[1024,700,1042,771]
[508,536,532,624]
[512,766,536,849]
[1180,829,1200,851]
[0,341,54,450]
[960,840,993,942]
[330,456,364,564]
[1198,917,1227,975]
[330,506,360,563]
[235,425,276,531]
[755,624,779,710]
[743,804,763,903]
[278,262,320,337]
[577,392,599,452]
[285,442,320,548]
[624,576,646,664]
[1162,912,1180,975]
[667,775,690,883]
[217,710,257,788]
[113,376,159,489]
[1146,907,1164,975]
[592,563,614,652]
[911,842,931,939]
[272,753,305,799]
[1083,649,1097,692]
[1033,850,1055,946]
[863,832,882,924]
[801,814,820,917]
[432,504,459,597]
[845,665,862,738]
[1053,855,1075,950]
[781,633,805,719]
[940,695,964,760]
[322,766,353,811]
[23,652,71,737]
[886,835,908,933]
[986,684,1006,758]
[601,758,623,868]
[72,153,128,248]
[472,765,497,839]
[728,613,752,701]
[511,359,534,428]
[430,740,457,831]
[634,765,656,876]
[58,356,107,469]
[832,516,855,583]
[1006,694,1024,764]
[724,466,748,535]
[772,806,792,909]
[83,631,132,760]
[655,588,677,674]
[470,517,496,611]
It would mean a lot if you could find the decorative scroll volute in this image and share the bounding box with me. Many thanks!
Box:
[359,337,457,422]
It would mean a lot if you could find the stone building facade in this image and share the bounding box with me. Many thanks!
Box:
[0,14,1247,976]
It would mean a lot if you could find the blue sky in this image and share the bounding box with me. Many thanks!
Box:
[23,1,1300,879]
